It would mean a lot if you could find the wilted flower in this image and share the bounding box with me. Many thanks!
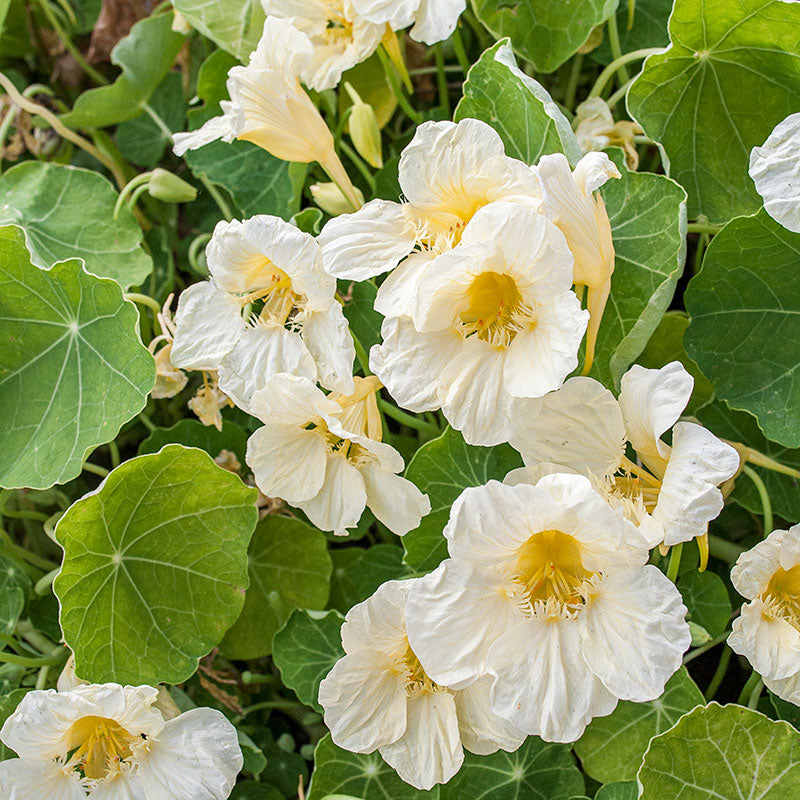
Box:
[147,294,188,400]
[0,683,241,799]
[405,476,691,742]
[574,97,642,170]
[246,374,430,536]
[351,0,466,44]
[188,371,233,431]
[318,579,525,789]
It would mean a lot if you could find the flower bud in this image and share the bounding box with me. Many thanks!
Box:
[147,168,198,203]
[688,621,712,647]
[344,82,383,169]
[311,182,365,216]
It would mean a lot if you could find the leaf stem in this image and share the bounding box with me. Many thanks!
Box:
[124,292,162,316]
[564,53,584,110]
[377,399,441,439]
[606,15,630,84]
[703,646,731,700]
[683,632,728,664]
[740,448,800,480]
[83,462,109,478]
[687,222,723,235]
[0,530,56,571]
[665,542,683,582]
[452,26,472,76]
[742,464,773,536]
[708,534,745,564]
[587,48,662,99]
[339,140,376,192]
[199,175,234,221]
[0,647,66,668]
[738,669,762,706]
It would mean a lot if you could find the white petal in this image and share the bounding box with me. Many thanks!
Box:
[0,758,87,800]
[655,422,740,546]
[173,112,234,156]
[300,454,366,535]
[453,675,526,756]
[405,558,521,690]
[379,690,463,790]
[374,250,437,318]
[618,362,694,475]
[409,0,466,44]
[749,112,800,233]
[764,669,800,705]
[247,372,340,425]
[503,463,578,486]
[730,529,786,600]
[318,199,416,280]
[300,303,356,394]
[350,0,417,29]
[135,709,242,800]
[251,16,315,77]
[340,578,410,655]
[487,616,617,742]
[217,323,317,413]
[318,649,408,753]
[360,461,430,536]
[729,599,800,681]
[572,151,622,195]
[170,283,244,371]
[508,377,625,478]
[780,525,800,571]
[579,567,691,702]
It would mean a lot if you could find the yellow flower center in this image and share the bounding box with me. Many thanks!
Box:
[67,716,139,780]
[515,529,595,611]
[323,3,354,48]
[763,565,800,630]
[460,271,529,348]
[401,639,438,694]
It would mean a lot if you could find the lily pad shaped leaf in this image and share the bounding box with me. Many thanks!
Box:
[0,226,155,490]
[685,209,800,448]
[627,0,800,223]
[54,445,258,685]
[638,703,800,798]
[0,162,153,288]
[172,0,265,61]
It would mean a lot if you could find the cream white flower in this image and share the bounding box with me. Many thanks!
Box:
[507,362,740,550]
[535,151,620,374]
[170,215,355,413]
[172,17,361,209]
[351,0,466,44]
[749,112,800,234]
[574,97,642,170]
[0,683,241,799]
[318,118,542,300]
[246,374,430,536]
[318,578,525,790]
[405,476,691,742]
[260,1,385,91]
[729,525,800,703]
[370,202,588,446]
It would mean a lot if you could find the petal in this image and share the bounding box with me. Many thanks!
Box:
[360,461,431,536]
[508,376,625,478]
[0,758,87,800]
[409,0,467,44]
[749,112,800,234]
[730,529,786,600]
[173,112,234,156]
[217,323,317,413]
[300,303,356,394]
[135,709,242,800]
[246,372,340,426]
[379,690,463,790]
[579,566,691,702]
[318,199,416,280]
[374,250,437,319]
[299,454,367,535]
[318,649,408,753]
[350,0,416,28]
[618,362,694,476]
[170,282,244,371]
[764,669,800,706]
[487,616,617,742]
[655,422,740,546]
[779,525,800,571]
[251,16,314,76]
[341,578,410,655]
[453,675,526,756]
[503,463,578,486]
[405,558,521,690]
[729,599,800,681]
[572,151,622,195]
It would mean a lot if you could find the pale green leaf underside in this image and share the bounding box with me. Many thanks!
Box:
[685,210,800,448]
[627,0,800,222]
[173,0,265,60]
[54,445,258,685]
[639,703,800,799]
[0,162,152,289]
[0,226,155,489]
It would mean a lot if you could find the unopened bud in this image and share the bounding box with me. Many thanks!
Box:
[688,621,712,647]
[344,82,383,169]
[311,182,364,216]
[148,168,198,203]
[172,10,192,34]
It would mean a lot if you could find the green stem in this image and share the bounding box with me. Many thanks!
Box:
[127,183,151,215]
[666,542,683,582]
[704,646,731,701]
[199,175,234,221]
[350,329,372,377]
[564,53,584,111]
[742,464,773,536]
[124,292,162,316]
[738,670,762,706]
[606,78,634,109]
[708,534,745,564]
[138,413,156,433]
[742,449,800,480]
[687,222,724,235]
[452,26,472,76]
[114,172,152,219]
[588,48,662,99]
[36,664,50,690]
[683,632,729,664]
[434,44,450,117]
[83,462,109,478]
[34,567,60,597]
[377,399,441,439]
[747,678,764,709]
[108,440,120,469]
[693,232,709,274]
[606,15,630,84]
[237,699,307,719]
[339,140,376,192]
[0,530,56,571]
[142,102,174,139]
[188,233,212,275]
[377,47,422,124]
[0,648,66,668]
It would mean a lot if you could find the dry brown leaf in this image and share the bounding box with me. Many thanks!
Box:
[87,0,158,64]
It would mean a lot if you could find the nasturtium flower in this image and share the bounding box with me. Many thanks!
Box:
[370,202,588,446]
[351,0,466,44]
[172,17,361,210]
[574,97,642,170]
[729,525,800,704]
[170,215,355,413]
[0,683,241,799]
[318,578,525,790]
[404,476,691,742]
[260,1,385,91]
[507,362,740,551]
[534,151,620,374]
[749,112,800,234]
[246,374,430,536]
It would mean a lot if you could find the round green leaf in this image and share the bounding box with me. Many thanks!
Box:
[219,515,332,660]
[685,210,800,448]
[678,570,732,639]
[272,608,345,713]
[0,162,153,288]
[574,667,704,784]
[627,0,800,222]
[0,226,155,490]
[0,688,30,761]
[328,543,404,613]
[403,427,522,573]
[0,554,30,635]
[54,444,258,685]
[592,0,672,64]
[172,0,265,60]
[638,703,800,798]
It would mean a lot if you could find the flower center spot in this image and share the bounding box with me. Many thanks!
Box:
[764,565,800,629]
[401,639,438,694]
[67,716,138,781]
[460,271,527,348]
[324,3,354,47]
